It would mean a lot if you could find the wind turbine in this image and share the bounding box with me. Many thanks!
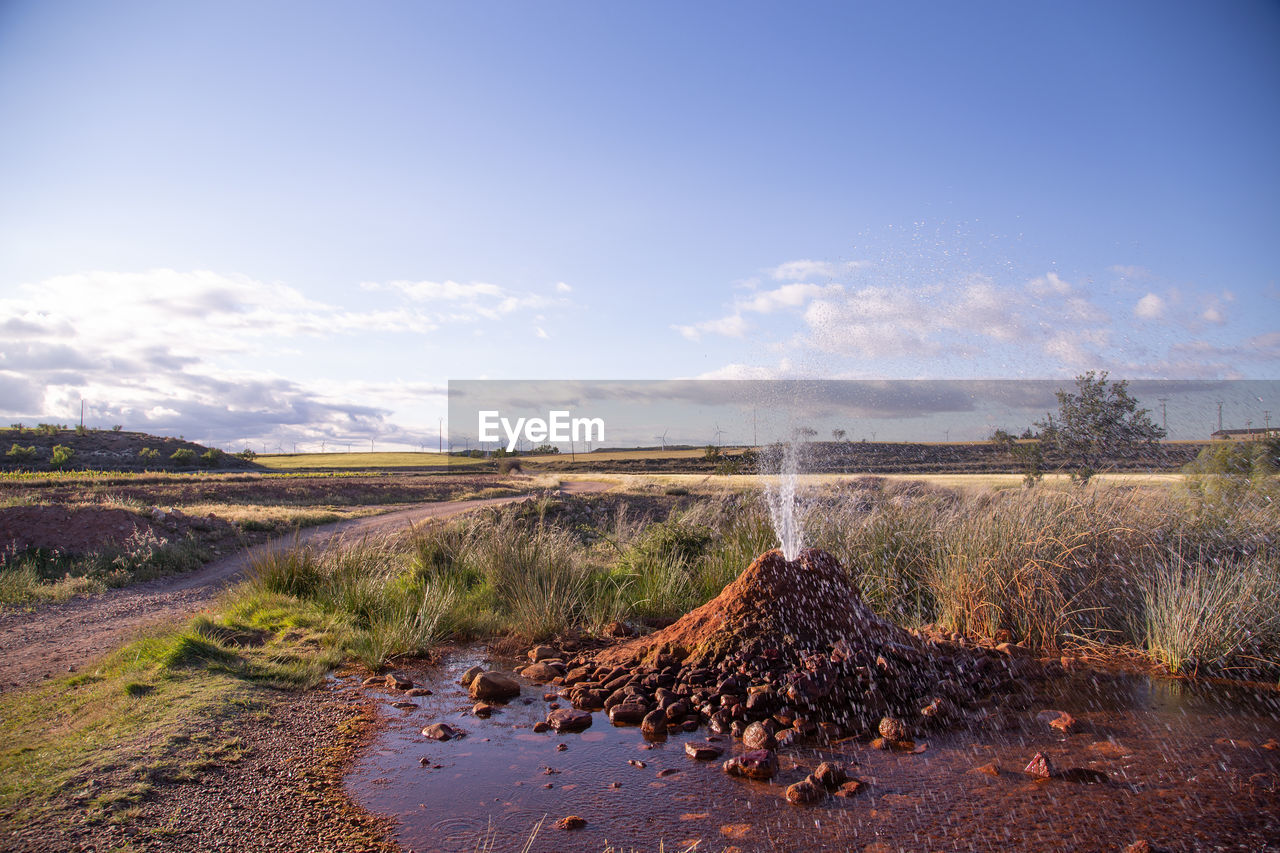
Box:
[713,423,725,447]
[661,429,669,450]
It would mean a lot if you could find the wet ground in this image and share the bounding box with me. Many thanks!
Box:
[346,648,1280,853]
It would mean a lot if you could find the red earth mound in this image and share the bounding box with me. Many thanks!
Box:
[575,548,1033,737]
[0,505,233,558]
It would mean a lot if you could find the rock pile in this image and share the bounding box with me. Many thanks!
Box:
[546,548,1037,746]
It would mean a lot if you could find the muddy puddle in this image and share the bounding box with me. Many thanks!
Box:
[346,648,1280,852]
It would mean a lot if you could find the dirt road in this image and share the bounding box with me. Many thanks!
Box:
[0,481,609,691]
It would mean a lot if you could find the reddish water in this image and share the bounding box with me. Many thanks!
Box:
[346,649,1280,852]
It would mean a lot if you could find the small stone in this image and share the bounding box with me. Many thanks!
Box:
[970,762,1001,778]
[405,687,433,697]
[608,702,649,726]
[878,716,908,741]
[421,723,459,741]
[608,781,620,788]
[548,708,593,733]
[361,676,384,688]
[604,620,636,637]
[528,645,559,662]
[469,671,521,701]
[460,665,484,687]
[685,742,724,760]
[1036,709,1077,733]
[810,761,847,789]
[641,708,668,740]
[532,721,551,733]
[390,701,418,710]
[722,749,779,781]
[555,815,587,830]
[833,779,864,798]
[1123,842,1152,853]
[556,743,568,752]
[656,768,680,778]
[628,759,647,769]
[785,778,825,804]
[742,721,776,751]
[1024,752,1053,779]
[523,662,562,683]
[473,702,494,718]
[384,672,413,690]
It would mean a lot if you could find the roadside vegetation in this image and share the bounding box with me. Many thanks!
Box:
[239,455,1279,680]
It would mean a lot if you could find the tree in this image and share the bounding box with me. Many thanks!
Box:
[50,444,75,469]
[1035,371,1165,484]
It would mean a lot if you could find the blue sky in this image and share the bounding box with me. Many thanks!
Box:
[1,1,1277,449]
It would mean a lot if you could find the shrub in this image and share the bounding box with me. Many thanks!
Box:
[49,444,75,469]
[75,424,89,436]
[36,424,61,436]
[6,443,38,463]
[198,448,225,468]
[111,424,123,431]
[236,448,257,461]
[138,447,160,462]
[497,457,522,474]
[170,448,197,467]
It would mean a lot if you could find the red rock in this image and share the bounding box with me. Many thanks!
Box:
[384,672,413,690]
[528,645,559,662]
[555,815,586,830]
[685,742,724,760]
[742,721,776,750]
[641,709,668,740]
[833,779,865,798]
[469,671,520,701]
[522,662,562,683]
[1036,709,1077,733]
[810,761,847,789]
[532,721,551,733]
[608,702,649,725]
[785,778,825,804]
[722,749,779,781]
[459,665,484,686]
[421,723,459,741]
[472,702,494,718]
[1024,752,1053,779]
[547,708,593,733]
[878,717,908,741]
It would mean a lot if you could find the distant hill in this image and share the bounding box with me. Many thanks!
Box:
[0,426,259,472]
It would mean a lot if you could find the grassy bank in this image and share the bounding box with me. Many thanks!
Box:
[241,477,1280,678]
[0,591,348,831]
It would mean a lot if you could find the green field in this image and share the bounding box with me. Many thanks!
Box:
[254,452,486,470]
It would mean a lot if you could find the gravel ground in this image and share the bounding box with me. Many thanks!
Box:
[0,680,400,853]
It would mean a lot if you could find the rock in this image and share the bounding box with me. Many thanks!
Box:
[1024,752,1053,779]
[522,662,562,683]
[742,721,776,750]
[422,723,459,741]
[785,778,825,804]
[641,708,668,740]
[656,768,680,778]
[555,815,587,830]
[605,620,637,637]
[628,759,647,769]
[548,708,593,733]
[361,676,384,688]
[722,749,779,781]
[1036,709,1077,733]
[528,645,559,662]
[460,665,484,687]
[833,779,865,798]
[473,702,495,718]
[469,671,520,701]
[1123,842,1152,853]
[878,716,908,741]
[390,701,418,710]
[685,742,724,760]
[563,665,593,685]
[1057,767,1110,784]
[384,672,413,690]
[532,721,551,733]
[810,761,847,789]
[970,761,1001,778]
[608,702,649,726]
[405,687,433,697]
[774,728,800,748]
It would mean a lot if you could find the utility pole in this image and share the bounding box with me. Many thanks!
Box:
[1216,401,1224,433]
[1158,397,1168,433]
[80,400,84,429]
[1265,410,1272,432]
[438,418,442,453]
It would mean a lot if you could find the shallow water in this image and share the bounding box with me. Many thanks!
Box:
[346,648,1280,852]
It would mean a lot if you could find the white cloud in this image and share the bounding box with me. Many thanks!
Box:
[695,362,785,380]
[737,283,835,314]
[769,259,866,281]
[674,314,750,341]
[1134,292,1166,320]
[1202,306,1225,324]
[1026,272,1073,298]
[555,281,572,293]
[536,326,550,339]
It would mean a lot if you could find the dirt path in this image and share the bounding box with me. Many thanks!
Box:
[0,480,609,692]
